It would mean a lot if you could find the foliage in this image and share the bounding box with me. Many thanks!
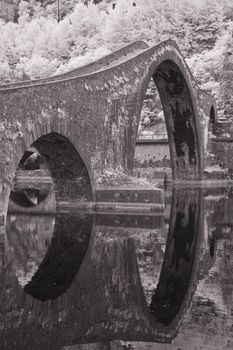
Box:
[0,0,232,107]
[187,26,233,101]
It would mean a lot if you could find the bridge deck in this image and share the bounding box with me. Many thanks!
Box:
[0,41,148,90]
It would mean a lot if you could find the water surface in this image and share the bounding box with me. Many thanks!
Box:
[1,187,233,349]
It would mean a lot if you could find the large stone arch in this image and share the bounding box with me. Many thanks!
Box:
[139,49,202,181]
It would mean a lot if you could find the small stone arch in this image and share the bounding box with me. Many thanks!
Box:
[7,131,94,216]
[140,54,202,182]
[31,132,93,202]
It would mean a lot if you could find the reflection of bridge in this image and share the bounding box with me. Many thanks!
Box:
[0,40,217,217]
[0,188,212,349]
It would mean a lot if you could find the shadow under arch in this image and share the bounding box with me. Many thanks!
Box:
[22,212,94,301]
[140,58,201,182]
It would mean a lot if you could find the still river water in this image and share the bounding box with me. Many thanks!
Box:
[1,186,233,350]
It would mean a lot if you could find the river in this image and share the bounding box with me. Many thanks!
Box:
[1,186,233,349]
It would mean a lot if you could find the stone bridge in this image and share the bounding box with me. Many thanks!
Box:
[0,39,216,215]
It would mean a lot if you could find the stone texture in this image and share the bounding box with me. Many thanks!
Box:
[134,141,170,168]
[0,40,216,217]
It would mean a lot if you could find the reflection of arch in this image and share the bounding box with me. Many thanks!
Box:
[5,214,56,285]
[149,187,203,335]
[23,213,94,301]
[54,188,204,344]
[141,57,201,181]
[0,211,95,348]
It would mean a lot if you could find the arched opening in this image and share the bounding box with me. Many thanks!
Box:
[32,132,93,202]
[136,188,202,329]
[9,147,52,211]
[209,105,216,135]
[8,132,93,213]
[134,59,200,184]
[134,77,171,184]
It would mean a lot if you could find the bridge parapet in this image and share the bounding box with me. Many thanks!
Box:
[0,41,148,90]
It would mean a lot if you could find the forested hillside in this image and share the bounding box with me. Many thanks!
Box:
[0,0,233,110]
